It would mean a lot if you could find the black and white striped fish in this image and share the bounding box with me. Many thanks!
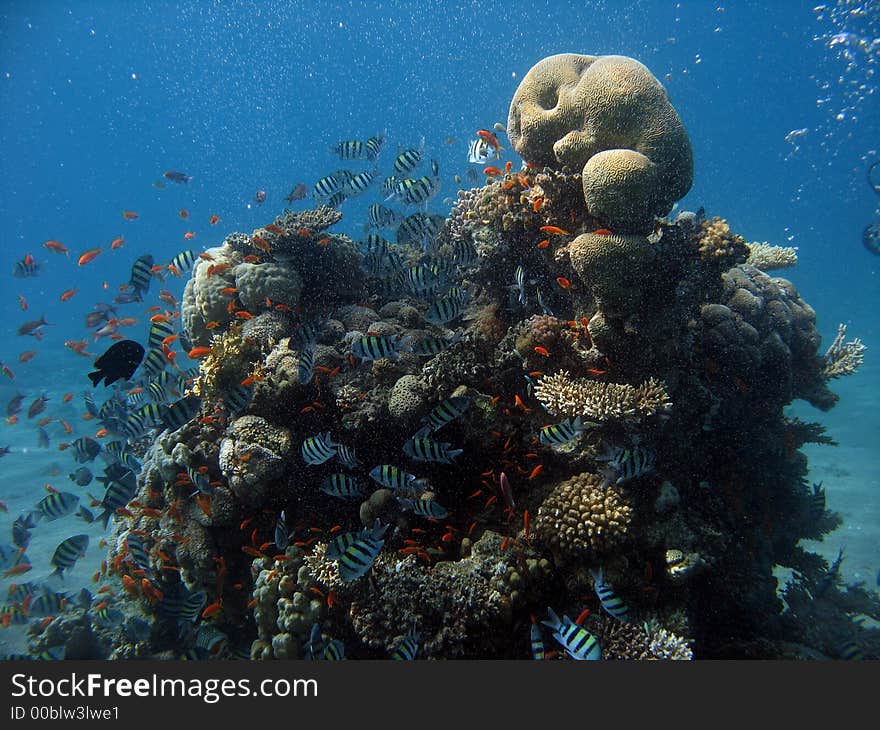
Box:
[336,443,359,469]
[411,333,462,357]
[301,432,338,465]
[369,464,417,491]
[327,522,388,582]
[161,395,201,431]
[140,348,166,378]
[424,293,464,325]
[275,510,289,551]
[403,436,462,464]
[394,146,423,174]
[126,533,154,580]
[419,396,471,432]
[331,139,367,160]
[35,492,79,521]
[364,134,385,160]
[320,473,364,500]
[451,237,478,267]
[597,444,656,486]
[367,204,400,230]
[51,534,89,578]
[223,384,252,414]
[468,137,500,164]
[149,320,175,349]
[510,264,527,305]
[128,254,154,297]
[539,417,588,447]
[169,250,197,273]
[390,626,420,660]
[397,497,448,520]
[298,340,316,385]
[313,174,342,199]
[342,168,379,196]
[541,607,601,660]
[590,567,631,623]
[351,334,411,361]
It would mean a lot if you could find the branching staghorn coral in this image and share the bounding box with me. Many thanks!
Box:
[534,371,671,422]
[822,324,865,380]
[746,242,799,271]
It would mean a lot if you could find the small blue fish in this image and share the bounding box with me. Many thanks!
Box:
[814,547,845,598]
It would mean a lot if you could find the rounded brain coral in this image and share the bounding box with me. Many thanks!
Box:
[507,53,693,233]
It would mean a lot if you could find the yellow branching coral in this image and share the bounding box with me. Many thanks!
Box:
[534,371,671,422]
[745,242,798,271]
[822,323,866,380]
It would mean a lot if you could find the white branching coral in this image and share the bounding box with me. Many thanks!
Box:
[534,371,671,422]
[746,242,798,270]
[822,323,865,380]
[648,628,694,660]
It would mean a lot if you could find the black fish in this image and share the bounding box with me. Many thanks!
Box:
[163,170,191,184]
[88,340,145,387]
[69,466,93,486]
[284,183,308,203]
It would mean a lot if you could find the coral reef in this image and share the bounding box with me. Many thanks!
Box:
[53,52,872,663]
[507,53,693,232]
[821,323,866,380]
[746,242,799,271]
[534,472,634,563]
[534,371,671,423]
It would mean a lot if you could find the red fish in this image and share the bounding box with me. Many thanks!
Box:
[43,240,69,255]
[110,237,125,250]
[18,351,36,362]
[536,239,550,248]
[187,346,212,359]
[60,288,78,301]
[77,248,102,266]
[483,166,503,177]
[593,228,613,235]
[121,210,139,220]
[540,225,569,235]
[179,209,189,220]
[556,277,571,289]
[209,214,220,225]
[534,346,550,357]
[17,295,27,311]
[183,231,195,239]
[476,129,502,150]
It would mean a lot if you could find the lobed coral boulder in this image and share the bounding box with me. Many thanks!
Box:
[507,53,693,233]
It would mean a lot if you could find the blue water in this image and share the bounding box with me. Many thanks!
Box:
[0,0,877,653]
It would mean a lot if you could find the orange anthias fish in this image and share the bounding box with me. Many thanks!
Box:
[43,240,69,255]
[19,351,36,362]
[60,288,78,301]
[187,346,212,359]
[17,295,27,311]
[483,166,503,177]
[536,239,550,249]
[184,231,196,239]
[209,214,220,225]
[110,237,125,249]
[534,346,550,357]
[539,225,570,236]
[476,129,502,150]
[593,228,613,235]
[179,209,189,220]
[77,248,102,266]
[556,277,571,289]
[121,210,139,220]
